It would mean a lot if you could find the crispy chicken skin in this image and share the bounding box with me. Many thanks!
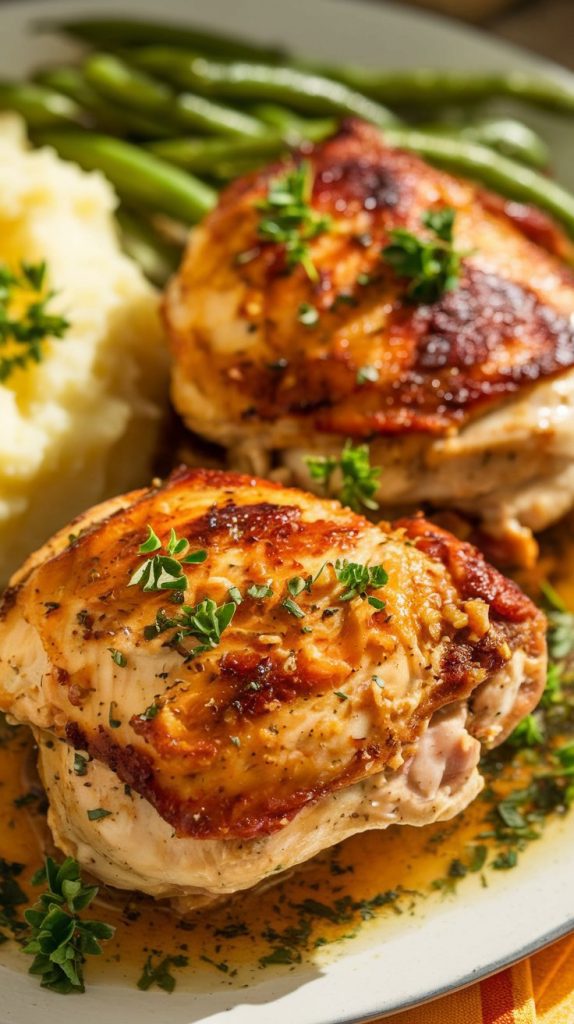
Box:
[0,469,546,906]
[165,120,574,538]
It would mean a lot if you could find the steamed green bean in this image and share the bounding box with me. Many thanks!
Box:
[85,53,268,138]
[0,81,84,127]
[35,66,173,137]
[37,132,216,222]
[125,49,399,127]
[323,67,574,116]
[419,117,550,170]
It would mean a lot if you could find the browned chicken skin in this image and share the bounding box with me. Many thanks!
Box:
[0,469,546,906]
[166,121,574,541]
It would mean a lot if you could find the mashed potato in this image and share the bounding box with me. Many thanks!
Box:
[0,116,168,582]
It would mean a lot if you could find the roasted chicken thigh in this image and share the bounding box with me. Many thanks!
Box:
[0,469,545,909]
[165,120,574,543]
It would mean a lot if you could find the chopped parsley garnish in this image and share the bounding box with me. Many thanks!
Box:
[137,953,189,993]
[508,713,543,748]
[255,161,332,281]
[297,302,319,326]
[108,702,121,729]
[334,691,349,701]
[108,648,127,668]
[282,597,305,619]
[228,585,243,605]
[305,440,381,512]
[0,261,69,383]
[23,856,114,993]
[356,364,379,385]
[139,702,159,721]
[86,808,112,821]
[382,206,462,304]
[144,597,236,660]
[335,560,388,608]
[128,525,206,593]
[247,583,274,600]
[73,753,89,777]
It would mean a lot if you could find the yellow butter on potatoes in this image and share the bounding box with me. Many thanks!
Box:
[0,116,168,582]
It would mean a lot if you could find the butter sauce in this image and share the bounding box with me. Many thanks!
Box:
[0,518,573,991]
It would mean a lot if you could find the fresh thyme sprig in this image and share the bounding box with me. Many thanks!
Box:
[0,261,69,382]
[255,161,332,281]
[305,440,381,512]
[144,597,237,660]
[128,525,207,593]
[23,856,114,994]
[382,206,462,303]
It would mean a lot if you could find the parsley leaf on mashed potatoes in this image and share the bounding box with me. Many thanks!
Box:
[0,115,168,582]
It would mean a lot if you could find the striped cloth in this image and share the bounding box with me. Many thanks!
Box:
[382,933,574,1024]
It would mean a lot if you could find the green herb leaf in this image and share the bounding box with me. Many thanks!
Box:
[356,364,379,385]
[0,260,69,383]
[108,702,121,729]
[108,648,127,668]
[139,702,159,721]
[129,525,206,593]
[492,850,518,870]
[305,440,381,512]
[282,597,305,619]
[87,809,112,822]
[335,560,388,606]
[137,953,188,993]
[255,161,332,281]
[247,583,274,600]
[144,598,236,660]
[22,856,114,993]
[382,206,462,304]
[138,525,162,554]
[508,714,543,748]
[73,753,89,777]
[297,302,319,326]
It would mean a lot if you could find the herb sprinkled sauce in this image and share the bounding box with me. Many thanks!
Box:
[1,516,573,992]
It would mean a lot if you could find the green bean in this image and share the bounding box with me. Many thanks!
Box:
[36,132,216,223]
[320,67,574,116]
[51,17,285,62]
[384,127,574,237]
[419,118,550,170]
[149,134,287,172]
[251,103,337,142]
[126,49,399,127]
[84,53,267,138]
[35,66,172,137]
[116,207,181,286]
[0,81,84,127]
[149,119,340,173]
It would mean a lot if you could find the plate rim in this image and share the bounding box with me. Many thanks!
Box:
[1,1,574,1022]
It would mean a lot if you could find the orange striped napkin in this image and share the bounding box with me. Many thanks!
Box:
[380,933,574,1024]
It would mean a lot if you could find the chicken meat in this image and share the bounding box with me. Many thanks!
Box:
[165,120,574,547]
[0,468,545,910]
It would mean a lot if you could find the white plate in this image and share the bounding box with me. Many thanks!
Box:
[1,1,574,1022]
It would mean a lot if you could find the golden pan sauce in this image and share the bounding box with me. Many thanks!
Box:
[0,517,572,988]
